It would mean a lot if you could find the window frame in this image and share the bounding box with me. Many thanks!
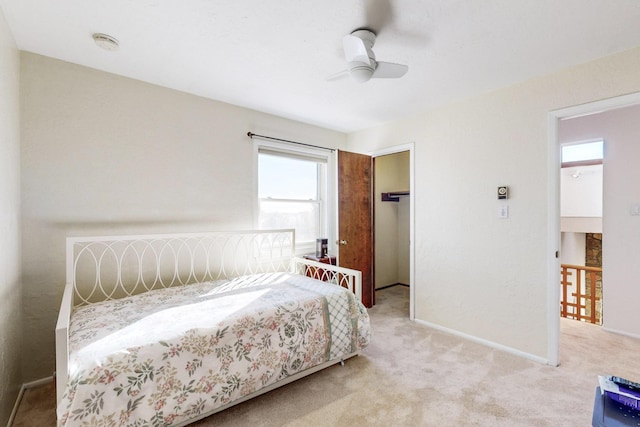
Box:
[253,139,336,255]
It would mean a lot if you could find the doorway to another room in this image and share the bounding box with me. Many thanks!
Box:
[558,139,603,325]
[549,94,640,366]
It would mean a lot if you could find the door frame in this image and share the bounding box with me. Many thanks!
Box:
[368,142,415,320]
[547,92,640,366]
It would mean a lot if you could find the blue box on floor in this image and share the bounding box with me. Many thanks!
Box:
[593,387,640,426]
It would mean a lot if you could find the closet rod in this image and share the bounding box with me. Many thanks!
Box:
[381,191,410,202]
[247,132,336,152]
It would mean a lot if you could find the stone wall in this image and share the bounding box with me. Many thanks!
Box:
[586,233,602,324]
[586,233,602,267]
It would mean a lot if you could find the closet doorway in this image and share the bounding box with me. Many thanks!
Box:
[371,144,414,319]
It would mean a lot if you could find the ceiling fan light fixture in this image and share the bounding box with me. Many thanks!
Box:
[348,63,374,83]
[92,33,119,51]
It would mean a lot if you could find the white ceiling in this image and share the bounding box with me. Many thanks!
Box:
[3,0,640,132]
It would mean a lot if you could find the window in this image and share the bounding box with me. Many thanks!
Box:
[561,140,603,167]
[256,142,333,252]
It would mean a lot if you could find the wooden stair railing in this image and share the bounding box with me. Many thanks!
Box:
[560,264,602,325]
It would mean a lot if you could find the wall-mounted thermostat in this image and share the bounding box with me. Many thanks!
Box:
[497,186,508,200]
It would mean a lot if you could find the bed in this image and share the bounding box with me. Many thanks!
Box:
[55,229,370,426]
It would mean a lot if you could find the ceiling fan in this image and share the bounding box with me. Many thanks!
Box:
[328,28,408,83]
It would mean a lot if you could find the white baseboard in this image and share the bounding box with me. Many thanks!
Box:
[23,376,53,389]
[602,326,640,340]
[413,319,549,365]
[7,376,53,427]
[7,386,25,427]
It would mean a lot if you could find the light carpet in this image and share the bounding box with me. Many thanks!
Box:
[13,285,640,426]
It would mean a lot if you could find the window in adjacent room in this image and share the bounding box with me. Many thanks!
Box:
[256,142,333,253]
[561,139,603,167]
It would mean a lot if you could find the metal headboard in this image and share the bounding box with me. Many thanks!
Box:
[66,229,295,306]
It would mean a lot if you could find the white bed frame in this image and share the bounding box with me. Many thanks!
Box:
[55,229,362,423]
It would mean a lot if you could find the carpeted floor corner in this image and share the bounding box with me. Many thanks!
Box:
[11,380,56,427]
[13,285,640,426]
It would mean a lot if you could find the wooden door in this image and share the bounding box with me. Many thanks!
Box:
[338,150,374,308]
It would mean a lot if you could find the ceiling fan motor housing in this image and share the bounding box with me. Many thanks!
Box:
[347,29,377,82]
[351,29,377,48]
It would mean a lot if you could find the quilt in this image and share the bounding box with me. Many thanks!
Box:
[58,272,370,426]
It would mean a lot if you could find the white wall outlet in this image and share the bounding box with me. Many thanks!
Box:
[498,205,509,219]
[631,204,640,216]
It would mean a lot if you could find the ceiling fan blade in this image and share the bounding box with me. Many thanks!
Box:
[372,61,408,79]
[326,69,350,82]
[342,34,371,65]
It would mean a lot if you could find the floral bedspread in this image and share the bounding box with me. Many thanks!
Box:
[58,272,370,426]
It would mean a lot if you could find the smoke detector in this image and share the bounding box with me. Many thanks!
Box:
[92,33,119,51]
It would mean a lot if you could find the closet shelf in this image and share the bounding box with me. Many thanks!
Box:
[381,191,410,202]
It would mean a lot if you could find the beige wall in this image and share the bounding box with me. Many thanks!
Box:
[348,47,640,360]
[0,6,22,424]
[559,104,640,337]
[374,152,410,289]
[20,52,347,381]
